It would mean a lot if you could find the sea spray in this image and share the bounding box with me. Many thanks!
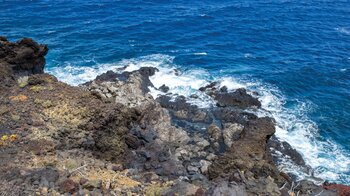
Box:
[47,54,350,184]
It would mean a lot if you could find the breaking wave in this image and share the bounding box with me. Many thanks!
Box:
[47,54,350,185]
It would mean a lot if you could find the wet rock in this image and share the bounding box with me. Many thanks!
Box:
[199,82,261,108]
[94,70,119,82]
[214,88,261,108]
[213,108,256,125]
[199,82,219,93]
[159,84,170,93]
[219,86,228,93]
[268,136,306,166]
[138,67,158,77]
[190,94,199,99]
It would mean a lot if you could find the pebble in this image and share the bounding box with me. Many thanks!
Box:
[82,180,102,190]
[199,160,211,174]
[187,165,199,174]
[197,139,210,149]
[41,187,48,195]
[20,170,27,176]
[206,153,216,161]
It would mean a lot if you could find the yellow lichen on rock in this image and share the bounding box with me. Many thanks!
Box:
[0,105,9,115]
[88,169,140,188]
[17,76,28,88]
[9,94,28,102]
[68,167,141,191]
[9,134,17,141]
[30,85,46,92]
[43,102,88,127]
[1,135,8,141]
[145,184,166,196]
[0,134,18,147]
[34,98,54,108]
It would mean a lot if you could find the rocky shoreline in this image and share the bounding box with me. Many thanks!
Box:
[0,37,348,195]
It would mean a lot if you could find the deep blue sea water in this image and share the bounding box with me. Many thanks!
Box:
[1,0,349,184]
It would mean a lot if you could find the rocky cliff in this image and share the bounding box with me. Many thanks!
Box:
[0,37,346,195]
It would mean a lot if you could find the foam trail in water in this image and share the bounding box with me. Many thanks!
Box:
[193,52,207,56]
[47,54,350,185]
[335,27,350,35]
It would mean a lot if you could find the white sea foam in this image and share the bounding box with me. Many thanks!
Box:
[244,53,253,58]
[335,27,350,35]
[47,62,122,85]
[234,81,350,184]
[193,52,207,56]
[47,54,350,184]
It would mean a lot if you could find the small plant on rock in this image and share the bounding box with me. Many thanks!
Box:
[17,76,29,88]
[0,134,18,147]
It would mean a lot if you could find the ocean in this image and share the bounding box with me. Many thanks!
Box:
[0,0,349,185]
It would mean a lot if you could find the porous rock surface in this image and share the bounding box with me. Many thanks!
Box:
[0,37,345,195]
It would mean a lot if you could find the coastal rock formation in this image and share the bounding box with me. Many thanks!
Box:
[0,37,347,195]
[0,37,48,82]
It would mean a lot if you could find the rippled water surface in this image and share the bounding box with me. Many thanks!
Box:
[1,0,349,184]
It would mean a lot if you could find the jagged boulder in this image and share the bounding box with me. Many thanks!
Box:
[0,37,48,74]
